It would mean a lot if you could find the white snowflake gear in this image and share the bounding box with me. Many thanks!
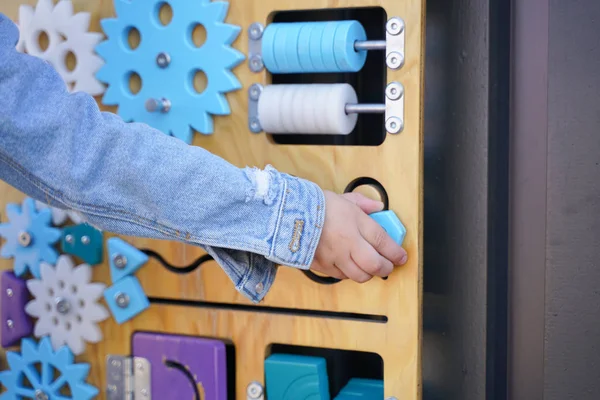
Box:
[16,0,106,95]
[25,255,109,356]
[35,200,85,226]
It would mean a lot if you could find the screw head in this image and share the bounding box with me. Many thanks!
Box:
[55,297,71,315]
[385,82,404,101]
[249,55,264,72]
[17,231,32,247]
[6,319,14,329]
[136,361,144,371]
[81,235,90,245]
[385,116,404,134]
[386,51,404,70]
[6,288,13,297]
[156,52,171,68]
[247,381,264,399]
[115,292,130,308]
[248,84,262,101]
[34,390,49,400]
[386,17,404,35]
[113,254,128,269]
[65,234,74,244]
[249,117,261,133]
[248,23,264,40]
[141,388,149,397]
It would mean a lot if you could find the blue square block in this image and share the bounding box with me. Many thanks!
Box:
[104,276,149,324]
[265,354,330,400]
[61,224,104,265]
[107,237,149,283]
[369,210,406,246]
[334,378,384,399]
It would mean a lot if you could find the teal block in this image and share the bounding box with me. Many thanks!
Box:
[370,210,407,246]
[61,224,104,265]
[104,276,149,324]
[265,354,330,400]
[334,378,384,399]
[107,237,149,283]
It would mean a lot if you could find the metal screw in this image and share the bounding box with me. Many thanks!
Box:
[55,297,71,315]
[145,98,171,113]
[6,288,13,297]
[34,390,49,400]
[248,84,262,101]
[136,361,144,371]
[17,231,32,247]
[81,235,90,245]
[115,292,130,308]
[248,23,264,40]
[141,388,149,397]
[386,51,404,69]
[385,117,404,134]
[249,117,261,133]
[385,82,404,101]
[113,254,128,269]
[247,381,264,399]
[156,52,171,68]
[249,55,264,72]
[386,17,404,35]
[65,234,74,244]
[6,319,13,329]
[107,384,117,393]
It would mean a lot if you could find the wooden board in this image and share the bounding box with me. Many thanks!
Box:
[0,0,425,398]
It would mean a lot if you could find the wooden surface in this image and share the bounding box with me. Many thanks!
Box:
[0,0,425,398]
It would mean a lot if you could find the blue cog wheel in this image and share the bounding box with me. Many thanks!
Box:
[0,198,61,279]
[0,337,99,400]
[95,0,245,143]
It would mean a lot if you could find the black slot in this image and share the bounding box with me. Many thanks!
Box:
[269,7,387,146]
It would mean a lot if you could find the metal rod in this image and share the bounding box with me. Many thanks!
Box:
[354,40,386,51]
[345,103,386,114]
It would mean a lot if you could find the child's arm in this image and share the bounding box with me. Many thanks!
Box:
[0,14,407,302]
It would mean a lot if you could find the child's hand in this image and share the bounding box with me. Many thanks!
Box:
[310,191,408,282]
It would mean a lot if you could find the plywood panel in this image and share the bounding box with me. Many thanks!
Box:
[0,0,424,398]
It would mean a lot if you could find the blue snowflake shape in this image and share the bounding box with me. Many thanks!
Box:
[0,337,98,400]
[95,0,245,144]
[0,198,61,279]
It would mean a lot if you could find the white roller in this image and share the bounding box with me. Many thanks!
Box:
[258,83,358,135]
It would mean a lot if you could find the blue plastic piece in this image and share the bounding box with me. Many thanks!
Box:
[61,224,104,265]
[334,378,384,399]
[95,0,245,143]
[262,21,368,74]
[0,336,99,399]
[0,198,61,278]
[104,276,149,324]
[107,237,149,283]
[334,21,368,72]
[264,354,330,400]
[370,210,407,246]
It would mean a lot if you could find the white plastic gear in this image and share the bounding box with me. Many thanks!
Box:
[16,0,106,95]
[25,255,109,356]
[35,200,85,226]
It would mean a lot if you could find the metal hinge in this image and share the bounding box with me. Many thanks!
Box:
[106,355,152,400]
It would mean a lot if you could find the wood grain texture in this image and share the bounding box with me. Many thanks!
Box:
[0,0,425,398]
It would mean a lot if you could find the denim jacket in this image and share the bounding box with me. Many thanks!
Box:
[0,14,326,303]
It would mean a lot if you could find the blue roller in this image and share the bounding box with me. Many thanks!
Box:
[262,20,369,73]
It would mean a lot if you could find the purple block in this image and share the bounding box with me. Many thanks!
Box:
[132,332,228,400]
[1,271,33,347]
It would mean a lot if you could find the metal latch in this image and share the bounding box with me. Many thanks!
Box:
[106,355,152,400]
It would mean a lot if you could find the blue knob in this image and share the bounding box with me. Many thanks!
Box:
[369,210,406,245]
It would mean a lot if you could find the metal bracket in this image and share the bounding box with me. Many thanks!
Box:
[248,23,265,73]
[247,381,265,400]
[384,81,405,134]
[106,355,151,400]
[385,17,405,70]
[248,83,263,133]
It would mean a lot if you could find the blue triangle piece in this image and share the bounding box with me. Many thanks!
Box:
[369,210,407,246]
[107,237,149,283]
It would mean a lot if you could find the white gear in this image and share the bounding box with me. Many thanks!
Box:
[25,255,109,356]
[16,0,105,95]
[35,200,86,227]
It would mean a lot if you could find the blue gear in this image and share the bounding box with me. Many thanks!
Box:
[0,337,99,400]
[95,0,245,143]
[0,198,61,279]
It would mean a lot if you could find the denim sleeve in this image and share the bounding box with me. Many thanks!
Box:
[0,14,326,302]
